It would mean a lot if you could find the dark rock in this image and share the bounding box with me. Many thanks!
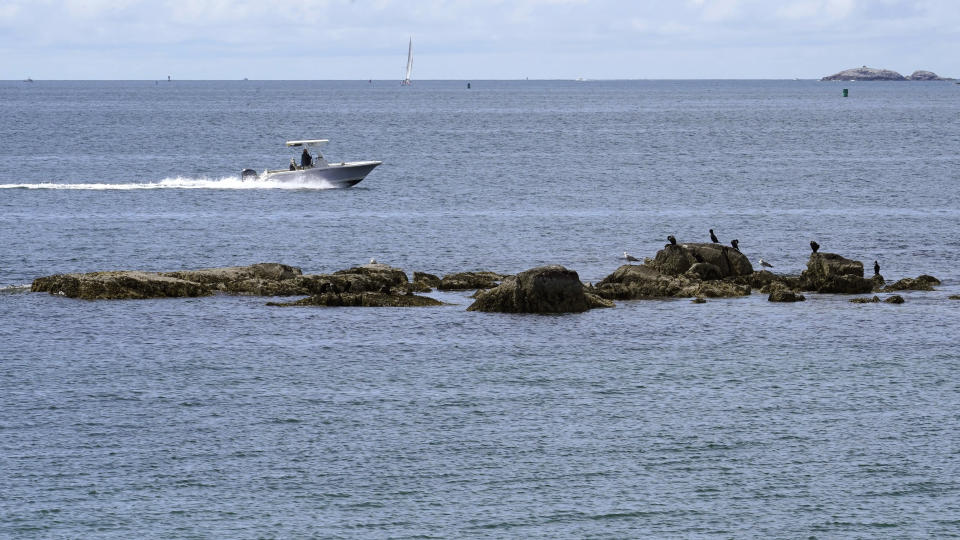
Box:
[467,265,613,313]
[412,271,441,288]
[949,295,960,300]
[691,297,707,304]
[871,274,885,290]
[767,283,805,302]
[268,292,443,308]
[850,295,881,304]
[652,243,753,278]
[801,253,873,294]
[884,295,905,304]
[882,275,941,292]
[684,262,723,281]
[439,271,506,291]
[594,264,750,300]
[163,263,305,295]
[32,271,211,300]
[821,67,906,81]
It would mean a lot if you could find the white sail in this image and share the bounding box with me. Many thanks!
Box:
[401,37,413,85]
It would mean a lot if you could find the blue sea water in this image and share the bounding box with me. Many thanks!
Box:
[1,79,960,538]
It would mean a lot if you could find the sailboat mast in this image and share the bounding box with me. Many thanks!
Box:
[402,37,413,85]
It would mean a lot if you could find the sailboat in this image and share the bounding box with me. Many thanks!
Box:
[401,37,413,86]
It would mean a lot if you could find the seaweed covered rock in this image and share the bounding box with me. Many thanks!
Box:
[412,272,441,288]
[268,291,443,308]
[767,283,805,302]
[652,243,753,278]
[32,271,211,300]
[164,263,306,295]
[594,264,750,300]
[882,275,940,292]
[467,265,612,313]
[801,253,873,294]
[884,295,905,304]
[850,296,881,304]
[439,271,506,291]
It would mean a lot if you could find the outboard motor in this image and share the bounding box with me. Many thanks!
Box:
[240,168,258,180]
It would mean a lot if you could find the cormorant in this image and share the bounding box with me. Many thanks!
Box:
[758,259,774,268]
[810,241,820,253]
[667,235,677,246]
[874,260,880,276]
[709,229,719,243]
[730,239,739,251]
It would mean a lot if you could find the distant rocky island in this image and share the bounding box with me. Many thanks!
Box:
[821,66,952,81]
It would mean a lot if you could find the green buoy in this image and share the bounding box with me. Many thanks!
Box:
[843,88,848,97]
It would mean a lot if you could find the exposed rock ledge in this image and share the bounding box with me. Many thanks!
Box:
[821,67,952,81]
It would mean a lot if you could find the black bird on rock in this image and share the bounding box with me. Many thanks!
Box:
[874,260,880,276]
[810,240,820,253]
[709,229,719,243]
[667,235,677,246]
[730,239,739,251]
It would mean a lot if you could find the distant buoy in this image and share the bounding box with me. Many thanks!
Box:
[467,82,471,89]
[843,88,848,97]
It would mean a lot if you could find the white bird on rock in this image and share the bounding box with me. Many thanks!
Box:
[622,251,640,262]
[369,258,378,264]
[758,258,774,268]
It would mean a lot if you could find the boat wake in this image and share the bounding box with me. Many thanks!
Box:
[0,175,338,190]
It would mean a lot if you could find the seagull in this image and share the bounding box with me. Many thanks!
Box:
[730,239,739,251]
[810,241,820,253]
[709,229,719,243]
[758,258,774,268]
[622,251,640,262]
[369,258,378,264]
[667,235,677,246]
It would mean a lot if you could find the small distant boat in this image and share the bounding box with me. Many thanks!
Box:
[23,77,33,83]
[240,139,381,188]
[401,37,413,86]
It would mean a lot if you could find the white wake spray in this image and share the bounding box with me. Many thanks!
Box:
[0,175,338,190]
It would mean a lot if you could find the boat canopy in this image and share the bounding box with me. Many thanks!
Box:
[286,139,329,147]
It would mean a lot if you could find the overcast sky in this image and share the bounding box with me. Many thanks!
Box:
[2,0,957,80]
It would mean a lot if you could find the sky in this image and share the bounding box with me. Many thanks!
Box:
[1,0,958,80]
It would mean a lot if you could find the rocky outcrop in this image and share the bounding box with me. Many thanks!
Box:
[885,295,905,304]
[882,275,940,292]
[821,67,906,81]
[767,283,805,302]
[850,296,881,304]
[32,262,416,300]
[593,264,750,300]
[801,253,874,294]
[267,291,443,308]
[412,272,441,288]
[32,271,211,300]
[907,70,949,81]
[163,262,305,295]
[949,295,960,300]
[439,271,506,291]
[467,265,613,313]
[652,243,753,278]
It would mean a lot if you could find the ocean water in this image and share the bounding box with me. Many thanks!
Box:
[1,79,959,538]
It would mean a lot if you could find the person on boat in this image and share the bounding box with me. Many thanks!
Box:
[289,158,297,171]
[300,148,313,168]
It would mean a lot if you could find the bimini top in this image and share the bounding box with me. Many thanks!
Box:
[286,139,329,147]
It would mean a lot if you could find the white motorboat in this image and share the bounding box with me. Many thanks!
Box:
[242,139,382,188]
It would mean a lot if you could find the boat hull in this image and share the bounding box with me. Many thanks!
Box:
[262,161,381,188]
